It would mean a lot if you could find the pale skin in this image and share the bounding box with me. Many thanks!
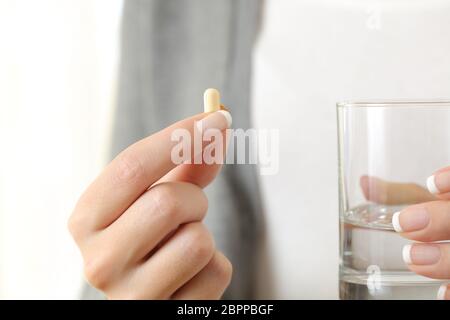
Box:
[68,111,232,299]
[361,175,450,299]
[69,109,449,299]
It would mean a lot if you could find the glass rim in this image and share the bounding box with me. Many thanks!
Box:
[337,100,450,108]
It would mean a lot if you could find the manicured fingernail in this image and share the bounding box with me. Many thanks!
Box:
[402,244,441,265]
[196,110,232,132]
[392,211,403,232]
[430,171,450,195]
[391,207,430,233]
[402,245,413,264]
[427,175,440,194]
[437,284,448,300]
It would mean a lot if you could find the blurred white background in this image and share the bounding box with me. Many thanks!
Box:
[0,0,123,298]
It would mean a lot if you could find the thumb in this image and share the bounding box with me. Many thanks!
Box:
[158,89,231,188]
[158,124,230,188]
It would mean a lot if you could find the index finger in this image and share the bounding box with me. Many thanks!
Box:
[72,110,231,233]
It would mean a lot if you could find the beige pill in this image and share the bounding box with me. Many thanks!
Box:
[203,88,221,113]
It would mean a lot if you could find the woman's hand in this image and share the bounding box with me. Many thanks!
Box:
[391,167,450,300]
[68,111,233,299]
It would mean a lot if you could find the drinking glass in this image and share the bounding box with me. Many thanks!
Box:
[337,101,450,299]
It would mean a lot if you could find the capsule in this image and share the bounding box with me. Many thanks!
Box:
[203,88,221,113]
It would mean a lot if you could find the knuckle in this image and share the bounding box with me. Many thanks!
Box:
[114,149,145,184]
[179,183,209,217]
[196,187,209,214]
[67,212,84,241]
[151,184,181,220]
[83,254,114,290]
[67,215,78,238]
[68,196,93,242]
[210,253,233,285]
[184,223,215,264]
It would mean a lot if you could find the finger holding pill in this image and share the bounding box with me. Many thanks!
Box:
[69,88,233,299]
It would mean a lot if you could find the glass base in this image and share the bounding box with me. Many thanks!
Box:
[340,268,442,300]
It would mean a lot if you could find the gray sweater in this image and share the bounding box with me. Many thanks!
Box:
[82,0,263,299]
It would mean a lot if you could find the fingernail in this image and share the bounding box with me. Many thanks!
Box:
[427,175,440,194]
[196,110,232,132]
[218,110,232,127]
[391,207,430,233]
[402,245,413,264]
[402,244,441,265]
[392,211,403,232]
[437,283,448,300]
[429,171,450,195]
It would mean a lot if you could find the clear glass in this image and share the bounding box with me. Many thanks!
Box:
[337,101,450,300]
